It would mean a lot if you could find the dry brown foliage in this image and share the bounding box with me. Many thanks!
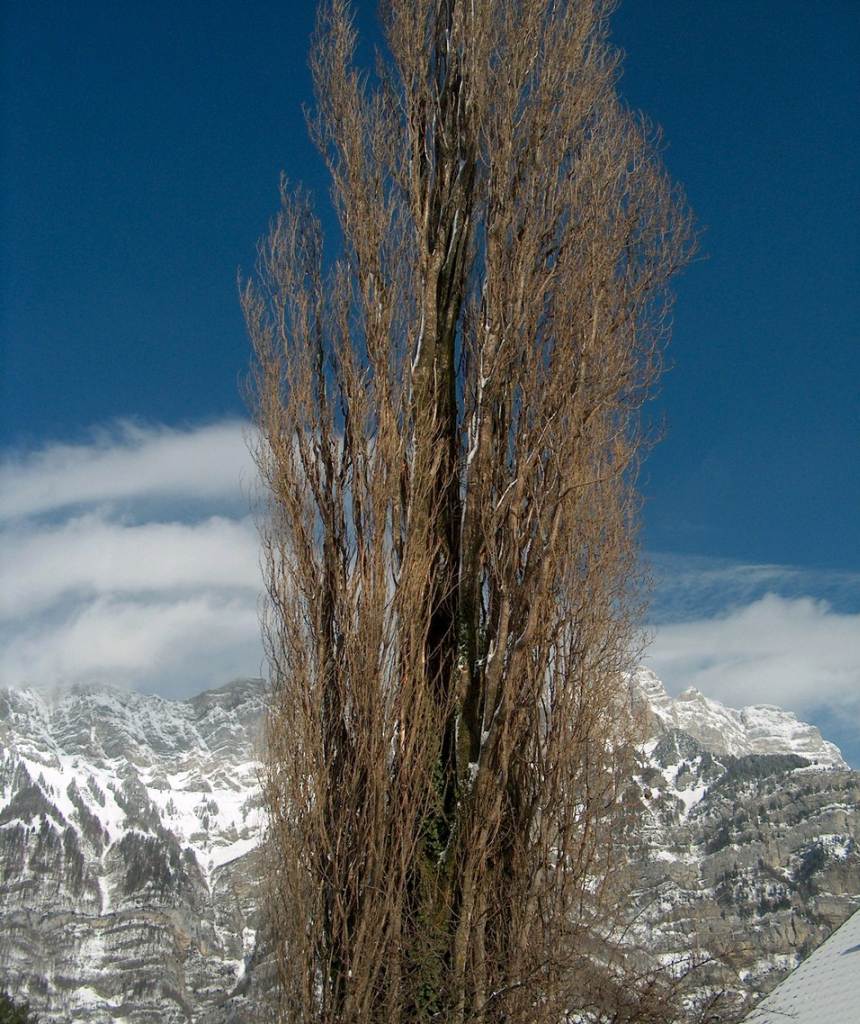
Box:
[243,1,695,1021]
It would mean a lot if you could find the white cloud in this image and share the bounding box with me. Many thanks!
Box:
[4,420,858,736]
[648,551,860,623]
[0,595,262,697]
[0,420,265,697]
[0,419,256,521]
[0,514,261,620]
[647,593,860,725]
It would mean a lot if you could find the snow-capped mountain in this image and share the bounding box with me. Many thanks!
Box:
[2,680,265,874]
[629,670,859,1019]
[635,667,846,768]
[1,673,858,1023]
[0,679,270,1024]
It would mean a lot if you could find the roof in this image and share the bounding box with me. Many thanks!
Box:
[743,907,860,1023]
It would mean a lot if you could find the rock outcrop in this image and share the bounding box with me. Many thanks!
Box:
[0,680,270,1023]
[0,673,857,1022]
[629,671,859,1019]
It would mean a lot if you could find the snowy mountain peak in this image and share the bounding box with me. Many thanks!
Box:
[2,673,858,1023]
[0,678,267,876]
[633,667,846,769]
[2,678,267,770]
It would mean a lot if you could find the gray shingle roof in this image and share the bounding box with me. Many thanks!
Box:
[743,907,860,1023]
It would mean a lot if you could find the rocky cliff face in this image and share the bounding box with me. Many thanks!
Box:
[1,673,857,1022]
[629,670,860,1019]
[634,668,846,768]
[0,680,271,1023]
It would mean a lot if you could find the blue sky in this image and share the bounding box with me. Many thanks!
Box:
[2,3,859,762]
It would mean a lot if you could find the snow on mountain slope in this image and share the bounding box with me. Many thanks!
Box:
[629,670,858,1020]
[0,671,857,1023]
[634,667,846,768]
[0,679,269,1023]
[1,679,265,877]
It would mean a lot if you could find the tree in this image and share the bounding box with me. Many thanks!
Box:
[244,1,694,1021]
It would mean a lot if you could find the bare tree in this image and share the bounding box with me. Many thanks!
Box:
[243,1,694,1021]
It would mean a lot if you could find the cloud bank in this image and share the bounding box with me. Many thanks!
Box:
[647,560,860,764]
[648,593,860,714]
[0,419,255,521]
[2,421,858,764]
[648,551,860,622]
[0,421,264,697]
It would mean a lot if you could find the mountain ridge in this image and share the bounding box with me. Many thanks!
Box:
[1,672,858,1022]
[633,667,846,769]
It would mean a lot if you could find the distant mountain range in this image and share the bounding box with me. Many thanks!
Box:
[1,672,858,1022]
